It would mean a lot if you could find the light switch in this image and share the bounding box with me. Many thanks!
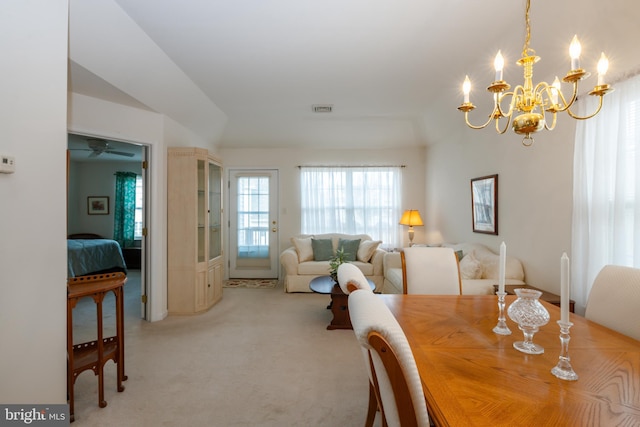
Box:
[0,155,15,173]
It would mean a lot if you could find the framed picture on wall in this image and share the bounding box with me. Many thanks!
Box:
[471,174,498,235]
[87,196,109,215]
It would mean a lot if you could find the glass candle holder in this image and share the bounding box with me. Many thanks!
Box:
[551,320,579,381]
[507,288,550,354]
[492,291,512,335]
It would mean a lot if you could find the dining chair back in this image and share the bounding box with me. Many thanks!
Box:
[349,290,430,427]
[337,263,372,294]
[337,263,377,425]
[585,265,640,341]
[401,247,462,295]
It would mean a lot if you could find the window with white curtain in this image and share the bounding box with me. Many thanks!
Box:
[572,73,640,311]
[300,166,402,247]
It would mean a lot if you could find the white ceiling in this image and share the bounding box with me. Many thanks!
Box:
[68,0,640,149]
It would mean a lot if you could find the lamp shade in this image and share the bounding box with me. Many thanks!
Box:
[399,210,424,227]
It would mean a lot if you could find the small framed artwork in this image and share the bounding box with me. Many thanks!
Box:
[87,196,109,215]
[471,174,498,235]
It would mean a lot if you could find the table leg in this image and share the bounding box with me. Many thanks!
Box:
[115,286,127,389]
[67,297,75,422]
[94,293,107,408]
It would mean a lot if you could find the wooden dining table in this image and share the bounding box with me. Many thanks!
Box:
[379,294,640,427]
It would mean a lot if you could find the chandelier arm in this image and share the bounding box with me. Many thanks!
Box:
[553,82,580,113]
[503,87,524,117]
[464,111,496,130]
[566,96,604,120]
[534,82,553,109]
[544,111,557,131]
[496,91,516,118]
[495,116,511,134]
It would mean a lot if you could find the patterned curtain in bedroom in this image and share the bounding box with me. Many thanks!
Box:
[113,171,138,248]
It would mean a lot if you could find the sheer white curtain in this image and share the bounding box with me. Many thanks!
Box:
[300,166,402,247]
[572,74,640,311]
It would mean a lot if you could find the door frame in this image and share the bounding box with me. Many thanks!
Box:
[227,168,279,279]
[67,132,150,320]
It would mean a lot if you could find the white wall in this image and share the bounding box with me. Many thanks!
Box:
[0,0,69,404]
[69,0,227,145]
[426,121,575,298]
[67,160,142,237]
[220,146,427,276]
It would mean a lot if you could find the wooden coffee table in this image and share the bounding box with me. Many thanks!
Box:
[493,284,575,313]
[309,275,375,330]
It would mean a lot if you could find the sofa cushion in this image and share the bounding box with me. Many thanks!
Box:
[357,240,382,263]
[298,261,332,275]
[291,236,314,262]
[459,251,482,279]
[312,238,334,261]
[338,238,361,261]
[298,260,374,276]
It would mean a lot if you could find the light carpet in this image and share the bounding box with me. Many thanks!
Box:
[69,273,380,426]
[222,278,278,289]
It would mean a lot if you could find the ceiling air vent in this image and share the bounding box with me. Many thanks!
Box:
[312,104,333,113]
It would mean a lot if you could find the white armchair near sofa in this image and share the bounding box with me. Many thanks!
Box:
[280,233,384,293]
[382,242,525,295]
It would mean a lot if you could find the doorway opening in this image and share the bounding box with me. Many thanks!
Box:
[67,133,149,321]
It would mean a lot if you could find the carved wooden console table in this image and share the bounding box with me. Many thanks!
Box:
[67,272,128,422]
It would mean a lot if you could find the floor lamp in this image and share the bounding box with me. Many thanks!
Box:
[399,210,424,247]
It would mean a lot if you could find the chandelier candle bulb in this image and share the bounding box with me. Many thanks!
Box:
[499,242,506,294]
[494,50,504,81]
[551,77,561,106]
[560,253,570,324]
[570,35,581,70]
[597,53,609,86]
[463,75,471,103]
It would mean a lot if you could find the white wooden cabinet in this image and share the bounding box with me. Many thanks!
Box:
[168,147,223,314]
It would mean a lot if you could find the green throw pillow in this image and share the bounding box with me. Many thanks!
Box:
[311,238,334,261]
[455,250,464,261]
[338,238,361,262]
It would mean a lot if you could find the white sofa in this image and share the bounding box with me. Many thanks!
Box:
[280,233,384,293]
[382,242,525,295]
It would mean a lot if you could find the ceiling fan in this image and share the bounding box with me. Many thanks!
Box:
[70,138,135,158]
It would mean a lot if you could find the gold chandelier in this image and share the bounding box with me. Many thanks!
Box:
[457,0,613,146]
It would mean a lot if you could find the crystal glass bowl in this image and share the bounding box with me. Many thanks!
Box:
[507,288,550,354]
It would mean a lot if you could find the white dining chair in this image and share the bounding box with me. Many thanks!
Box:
[585,265,640,341]
[337,263,372,294]
[349,289,430,427]
[401,247,462,295]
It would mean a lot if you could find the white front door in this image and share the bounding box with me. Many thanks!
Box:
[228,169,279,278]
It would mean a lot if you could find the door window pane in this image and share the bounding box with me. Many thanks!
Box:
[237,176,269,259]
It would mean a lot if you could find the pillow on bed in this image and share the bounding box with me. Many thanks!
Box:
[68,233,103,239]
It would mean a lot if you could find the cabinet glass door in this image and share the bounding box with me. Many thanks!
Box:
[208,161,222,261]
[197,159,205,263]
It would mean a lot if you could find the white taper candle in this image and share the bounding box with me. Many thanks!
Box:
[561,253,570,323]
[499,242,506,294]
